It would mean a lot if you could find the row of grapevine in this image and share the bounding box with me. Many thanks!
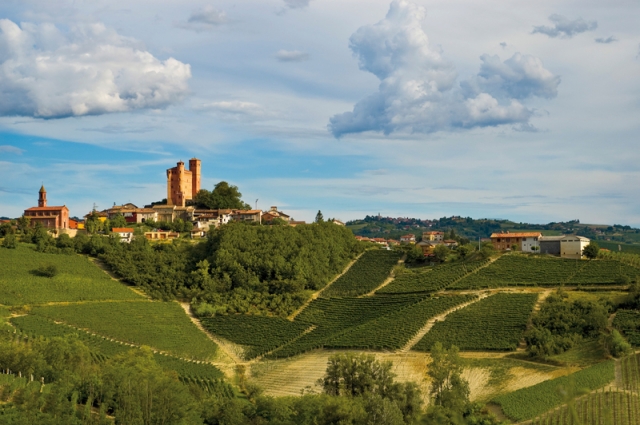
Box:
[322,250,401,297]
[612,310,640,346]
[178,376,235,396]
[414,293,538,352]
[377,260,490,294]
[529,390,640,425]
[567,260,640,284]
[325,295,476,350]
[200,315,310,359]
[619,353,640,394]
[265,294,424,359]
[493,360,615,422]
[10,315,224,380]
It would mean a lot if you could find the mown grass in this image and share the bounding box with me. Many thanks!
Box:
[31,301,218,360]
[0,244,143,305]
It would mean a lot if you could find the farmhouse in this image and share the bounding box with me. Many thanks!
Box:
[423,231,444,241]
[23,186,70,231]
[560,235,590,259]
[490,232,541,252]
[400,234,416,244]
[112,227,134,243]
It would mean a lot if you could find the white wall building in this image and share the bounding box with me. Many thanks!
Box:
[560,235,590,259]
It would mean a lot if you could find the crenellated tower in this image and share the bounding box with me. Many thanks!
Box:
[166,159,201,206]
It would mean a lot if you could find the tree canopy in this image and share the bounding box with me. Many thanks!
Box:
[193,181,251,210]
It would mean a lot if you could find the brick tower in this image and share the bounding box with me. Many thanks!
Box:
[166,159,201,206]
[38,185,47,207]
[189,158,201,197]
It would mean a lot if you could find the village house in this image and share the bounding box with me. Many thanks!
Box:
[490,231,541,252]
[23,186,70,231]
[400,234,416,244]
[112,227,135,243]
[261,206,291,223]
[231,209,262,223]
[144,231,180,241]
[560,235,590,259]
[422,231,444,242]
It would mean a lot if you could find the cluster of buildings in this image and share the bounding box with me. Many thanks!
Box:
[356,231,459,256]
[20,159,308,242]
[489,231,591,259]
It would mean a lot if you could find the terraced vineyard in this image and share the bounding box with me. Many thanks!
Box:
[31,301,219,360]
[568,260,640,284]
[322,249,401,297]
[414,292,538,351]
[10,314,224,380]
[325,295,475,350]
[493,360,615,422]
[0,244,143,305]
[265,295,422,359]
[613,310,640,346]
[378,260,489,294]
[200,315,310,359]
[529,391,640,425]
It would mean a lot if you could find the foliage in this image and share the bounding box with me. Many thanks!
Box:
[84,211,103,234]
[200,315,310,359]
[322,249,401,297]
[415,293,538,352]
[582,241,600,259]
[379,260,489,294]
[1,234,17,249]
[34,263,58,278]
[108,213,128,230]
[326,295,475,350]
[525,291,608,357]
[193,181,251,210]
[315,210,324,223]
[433,244,450,262]
[266,295,422,359]
[602,329,632,357]
[492,360,615,421]
[0,244,142,305]
[428,342,469,411]
[32,301,219,360]
[613,309,640,346]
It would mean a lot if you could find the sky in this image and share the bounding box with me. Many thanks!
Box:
[0,0,639,225]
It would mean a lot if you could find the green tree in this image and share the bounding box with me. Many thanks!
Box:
[85,212,103,234]
[582,241,600,259]
[16,215,30,232]
[194,181,251,210]
[0,222,14,237]
[1,233,17,249]
[427,342,469,411]
[457,244,473,260]
[433,244,449,262]
[315,210,324,223]
[109,214,128,229]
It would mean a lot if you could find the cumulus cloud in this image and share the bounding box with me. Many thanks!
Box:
[595,36,617,44]
[178,5,226,31]
[532,14,597,38]
[0,145,24,154]
[328,0,559,137]
[0,20,191,119]
[284,0,311,9]
[275,50,309,62]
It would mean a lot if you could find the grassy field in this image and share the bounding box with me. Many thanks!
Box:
[31,301,219,360]
[0,244,143,305]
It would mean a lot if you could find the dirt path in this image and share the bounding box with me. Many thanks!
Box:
[179,302,244,365]
[288,252,365,321]
[399,293,491,353]
[361,254,406,296]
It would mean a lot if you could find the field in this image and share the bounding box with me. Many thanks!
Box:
[613,310,640,346]
[378,260,489,294]
[31,301,219,360]
[492,360,615,421]
[321,249,401,297]
[265,295,423,358]
[449,255,639,289]
[325,295,475,350]
[414,293,538,351]
[200,315,311,359]
[0,244,143,305]
[598,240,640,255]
[10,315,224,380]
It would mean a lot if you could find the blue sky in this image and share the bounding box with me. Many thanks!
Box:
[1,0,639,225]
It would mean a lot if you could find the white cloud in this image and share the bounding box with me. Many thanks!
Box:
[595,36,617,44]
[200,100,273,121]
[275,49,309,62]
[0,19,191,119]
[283,0,311,10]
[532,14,597,38]
[178,5,226,31]
[328,0,558,137]
[0,145,24,154]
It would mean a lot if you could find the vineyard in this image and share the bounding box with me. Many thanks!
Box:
[449,255,639,289]
[31,301,219,360]
[492,360,615,422]
[613,310,640,346]
[265,294,423,358]
[414,292,538,351]
[9,314,224,380]
[200,315,310,359]
[377,260,490,294]
[325,295,475,350]
[0,244,143,305]
[321,249,401,297]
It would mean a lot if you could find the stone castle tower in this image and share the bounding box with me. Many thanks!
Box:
[166,158,201,206]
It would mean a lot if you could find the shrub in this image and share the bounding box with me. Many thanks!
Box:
[1,234,17,249]
[35,264,58,278]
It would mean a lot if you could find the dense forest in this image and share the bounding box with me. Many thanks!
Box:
[17,221,365,316]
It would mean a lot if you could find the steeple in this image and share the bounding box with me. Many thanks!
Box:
[38,185,47,207]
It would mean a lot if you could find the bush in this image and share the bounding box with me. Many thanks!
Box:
[1,234,17,249]
[604,329,632,357]
[35,263,58,278]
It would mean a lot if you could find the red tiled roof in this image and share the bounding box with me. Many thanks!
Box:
[491,232,541,238]
[112,228,134,233]
[25,206,68,211]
